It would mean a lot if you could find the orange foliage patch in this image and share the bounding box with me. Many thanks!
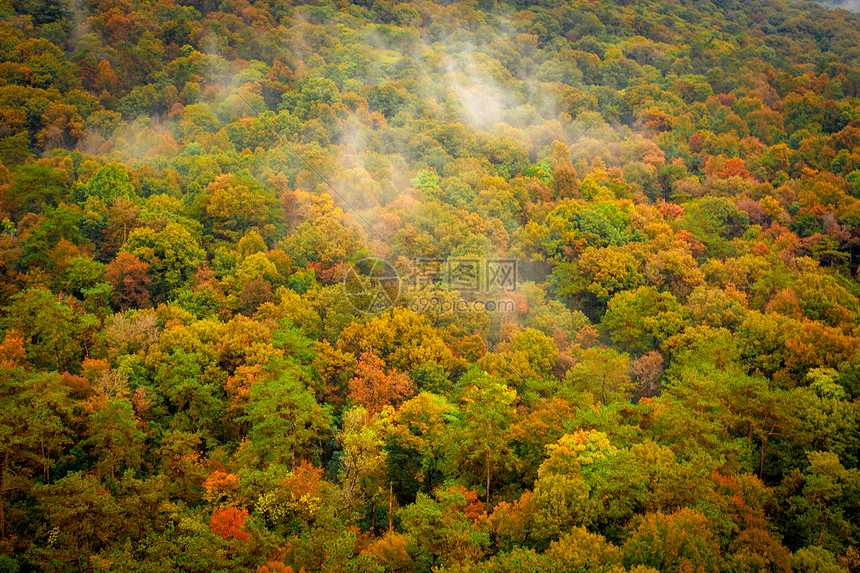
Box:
[210,507,250,541]
[348,353,413,413]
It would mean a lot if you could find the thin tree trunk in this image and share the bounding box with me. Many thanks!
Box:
[75,538,84,573]
[759,436,766,478]
[370,500,376,534]
[42,442,49,483]
[1,451,6,539]
[389,482,393,532]
[818,507,827,545]
[485,451,491,512]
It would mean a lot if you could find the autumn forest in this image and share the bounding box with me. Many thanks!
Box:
[1,0,860,570]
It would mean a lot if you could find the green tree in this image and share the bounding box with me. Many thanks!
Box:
[7,160,70,215]
[0,364,72,540]
[530,431,616,545]
[1,288,99,372]
[123,222,205,299]
[241,360,332,469]
[791,546,848,573]
[780,451,860,553]
[85,398,145,483]
[400,486,490,570]
[567,346,632,405]
[387,392,454,503]
[478,327,559,401]
[602,286,686,353]
[449,367,518,510]
[32,472,121,572]
[622,508,723,573]
[76,163,136,202]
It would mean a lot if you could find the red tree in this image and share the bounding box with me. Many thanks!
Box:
[348,353,413,413]
[210,507,250,541]
[105,252,151,310]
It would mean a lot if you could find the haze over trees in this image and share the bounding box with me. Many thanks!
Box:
[1,0,860,570]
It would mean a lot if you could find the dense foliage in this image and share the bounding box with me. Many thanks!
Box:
[1,0,860,570]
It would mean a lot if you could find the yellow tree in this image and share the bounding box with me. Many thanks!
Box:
[338,405,390,514]
[337,308,456,374]
[200,173,274,241]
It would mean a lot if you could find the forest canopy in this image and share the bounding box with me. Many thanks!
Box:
[1,0,860,571]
